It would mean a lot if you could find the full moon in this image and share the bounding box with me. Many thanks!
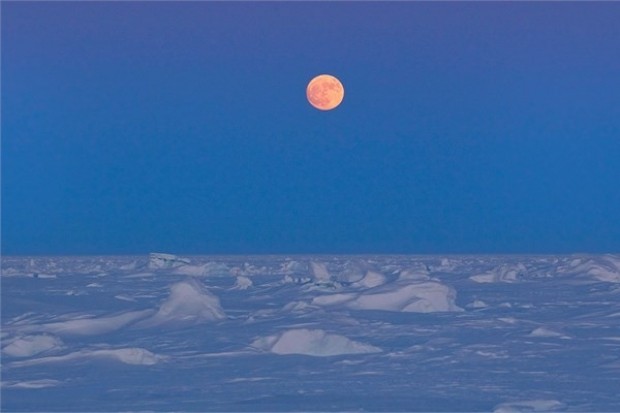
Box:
[306,74,344,111]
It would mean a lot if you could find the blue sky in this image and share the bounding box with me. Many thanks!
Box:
[2,2,619,255]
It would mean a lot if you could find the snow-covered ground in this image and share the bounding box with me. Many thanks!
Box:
[2,254,619,411]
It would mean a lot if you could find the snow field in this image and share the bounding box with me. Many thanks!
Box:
[2,254,620,411]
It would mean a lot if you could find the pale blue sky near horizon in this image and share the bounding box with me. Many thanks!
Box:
[2,2,619,255]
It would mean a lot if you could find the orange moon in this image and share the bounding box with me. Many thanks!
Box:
[306,74,344,111]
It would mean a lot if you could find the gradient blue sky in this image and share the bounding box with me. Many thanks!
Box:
[2,2,620,255]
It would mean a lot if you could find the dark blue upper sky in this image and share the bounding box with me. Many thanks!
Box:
[2,2,619,255]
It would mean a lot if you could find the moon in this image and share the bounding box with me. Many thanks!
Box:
[306,74,344,111]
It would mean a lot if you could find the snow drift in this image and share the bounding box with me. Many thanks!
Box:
[10,347,164,367]
[494,399,565,413]
[136,279,225,327]
[27,310,153,336]
[312,280,462,313]
[559,255,620,283]
[470,263,527,283]
[251,329,381,357]
[2,334,64,357]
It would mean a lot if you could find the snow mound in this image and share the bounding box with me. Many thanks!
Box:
[467,300,489,309]
[137,279,225,327]
[33,310,152,336]
[312,292,357,307]
[562,255,620,283]
[528,327,568,339]
[232,276,252,290]
[494,399,565,413]
[98,347,164,365]
[336,260,371,283]
[251,329,381,357]
[10,348,164,367]
[148,253,190,270]
[351,270,387,288]
[349,281,462,313]
[2,334,64,357]
[470,264,527,283]
[303,262,341,290]
[434,257,457,271]
[310,262,331,283]
[311,280,462,313]
[398,263,431,280]
[280,260,308,275]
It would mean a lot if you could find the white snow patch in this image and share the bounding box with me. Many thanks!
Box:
[467,300,489,309]
[10,347,165,367]
[312,293,357,307]
[348,281,462,313]
[280,260,307,275]
[173,264,209,276]
[251,329,380,357]
[528,327,569,339]
[123,272,155,278]
[336,261,367,283]
[119,260,139,270]
[564,255,620,283]
[435,258,457,271]
[2,334,64,357]
[311,280,461,313]
[33,273,57,279]
[136,279,225,328]
[2,379,62,389]
[398,264,431,281]
[470,264,527,283]
[281,301,316,312]
[310,262,331,283]
[31,310,152,336]
[351,271,387,288]
[281,274,312,285]
[498,317,519,324]
[232,276,252,290]
[494,399,565,413]
[114,294,136,302]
